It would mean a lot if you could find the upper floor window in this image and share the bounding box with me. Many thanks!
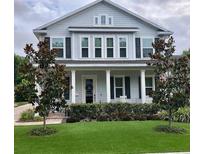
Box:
[119,37,127,58]
[94,15,113,26]
[51,38,64,58]
[142,38,154,58]
[101,15,106,25]
[94,37,102,58]
[106,37,114,58]
[81,37,89,58]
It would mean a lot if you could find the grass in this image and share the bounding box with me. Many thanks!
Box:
[15,121,189,154]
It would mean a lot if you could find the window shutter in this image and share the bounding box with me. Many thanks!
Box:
[138,76,141,99]
[64,77,70,100]
[44,37,50,50]
[66,37,71,58]
[135,38,141,58]
[110,76,114,99]
[125,76,131,99]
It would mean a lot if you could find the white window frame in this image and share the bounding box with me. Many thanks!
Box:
[105,36,115,58]
[80,35,90,58]
[118,36,128,58]
[141,37,154,59]
[145,75,155,98]
[50,36,66,59]
[93,35,103,58]
[114,76,125,99]
[93,16,99,26]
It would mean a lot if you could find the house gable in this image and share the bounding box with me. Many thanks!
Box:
[34,0,172,37]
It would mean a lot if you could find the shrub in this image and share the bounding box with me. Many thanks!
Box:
[20,109,35,122]
[158,106,190,123]
[173,106,190,123]
[20,109,43,122]
[30,127,57,136]
[154,125,186,134]
[66,103,160,123]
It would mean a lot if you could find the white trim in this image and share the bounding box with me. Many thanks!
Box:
[105,35,115,58]
[65,63,147,67]
[118,35,128,58]
[34,0,171,33]
[80,35,90,58]
[81,75,97,103]
[71,70,76,103]
[93,35,104,58]
[50,36,66,59]
[68,28,138,32]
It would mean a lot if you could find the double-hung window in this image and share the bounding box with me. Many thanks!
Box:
[101,15,106,25]
[51,38,64,58]
[145,77,153,97]
[106,38,114,58]
[115,77,124,98]
[119,37,127,58]
[81,37,89,58]
[142,38,154,58]
[94,37,102,58]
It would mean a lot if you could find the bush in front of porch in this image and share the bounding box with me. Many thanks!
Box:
[65,103,160,122]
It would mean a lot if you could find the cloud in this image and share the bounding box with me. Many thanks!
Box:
[14,0,190,56]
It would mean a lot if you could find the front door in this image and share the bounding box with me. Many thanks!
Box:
[85,79,93,103]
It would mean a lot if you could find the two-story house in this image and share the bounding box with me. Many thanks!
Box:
[33,0,172,104]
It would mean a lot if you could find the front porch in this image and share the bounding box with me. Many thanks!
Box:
[65,68,155,104]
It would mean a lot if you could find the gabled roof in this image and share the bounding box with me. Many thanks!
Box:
[34,0,172,34]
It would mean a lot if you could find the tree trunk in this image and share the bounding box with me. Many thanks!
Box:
[43,116,46,130]
[168,108,172,128]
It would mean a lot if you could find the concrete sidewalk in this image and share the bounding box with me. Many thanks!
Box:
[147,152,190,154]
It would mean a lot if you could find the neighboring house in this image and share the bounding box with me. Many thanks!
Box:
[33,0,172,104]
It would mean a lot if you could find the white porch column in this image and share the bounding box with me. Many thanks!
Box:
[71,70,76,103]
[140,69,146,103]
[106,69,111,103]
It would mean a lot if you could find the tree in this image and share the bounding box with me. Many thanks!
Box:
[21,41,68,129]
[149,36,190,128]
[14,54,30,102]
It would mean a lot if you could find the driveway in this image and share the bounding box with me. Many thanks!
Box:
[14,104,66,126]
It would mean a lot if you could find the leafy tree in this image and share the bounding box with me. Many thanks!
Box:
[149,36,190,128]
[21,41,68,129]
[14,54,30,102]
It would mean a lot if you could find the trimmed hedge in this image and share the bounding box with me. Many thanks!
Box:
[65,103,160,122]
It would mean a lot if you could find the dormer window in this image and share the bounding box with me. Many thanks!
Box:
[94,15,113,26]
[101,15,106,25]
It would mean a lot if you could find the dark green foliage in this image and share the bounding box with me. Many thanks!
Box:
[21,40,68,129]
[65,103,160,122]
[149,36,190,127]
[155,125,186,134]
[14,54,29,102]
[30,127,57,136]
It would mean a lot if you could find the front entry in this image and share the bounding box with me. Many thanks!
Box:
[82,75,97,103]
[85,79,93,103]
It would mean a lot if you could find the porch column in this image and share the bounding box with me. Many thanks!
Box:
[106,69,111,103]
[71,70,76,103]
[140,69,146,103]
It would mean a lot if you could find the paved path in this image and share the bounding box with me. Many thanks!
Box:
[14,104,66,126]
[147,152,189,154]
[14,104,34,122]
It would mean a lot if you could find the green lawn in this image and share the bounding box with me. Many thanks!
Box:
[15,121,190,154]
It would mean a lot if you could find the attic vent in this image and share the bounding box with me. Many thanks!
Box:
[94,15,113,26]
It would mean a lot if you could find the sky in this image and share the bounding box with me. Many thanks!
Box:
[15,0,190,56]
